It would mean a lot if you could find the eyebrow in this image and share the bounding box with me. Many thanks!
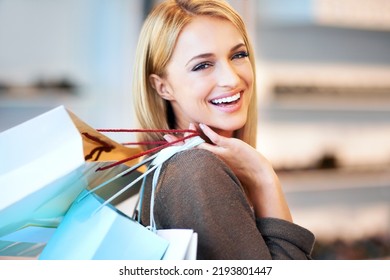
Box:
[185,43,246,67]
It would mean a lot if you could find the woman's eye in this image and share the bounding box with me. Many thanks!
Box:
[232,51,249,60]
[192,62,213,71]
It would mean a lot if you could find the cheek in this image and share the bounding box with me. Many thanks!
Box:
[241,66,254,102]
[175,76,214,102]
[241,63,254,87]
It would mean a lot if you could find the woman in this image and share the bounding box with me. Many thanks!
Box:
[132,0,315,259]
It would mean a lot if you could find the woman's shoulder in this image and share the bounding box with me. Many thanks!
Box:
[157,147,240,189]
[163,148,228,173]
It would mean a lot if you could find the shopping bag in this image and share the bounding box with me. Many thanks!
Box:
[0,106,141,239]
[1,104,202,259]
[157,229,198,260]
[38,190,169,260]
[40,136,204,260]
[0,160,143,259]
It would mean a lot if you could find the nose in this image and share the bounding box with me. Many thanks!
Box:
[216,61,240,89]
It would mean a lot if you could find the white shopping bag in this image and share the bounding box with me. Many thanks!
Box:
[0,106,141,240]
[157,229,198,260]
[0,106,85,238]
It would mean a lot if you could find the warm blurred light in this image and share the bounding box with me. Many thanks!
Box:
[315,0,390,30]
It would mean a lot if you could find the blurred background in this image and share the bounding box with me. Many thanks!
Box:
[0,0,389,259]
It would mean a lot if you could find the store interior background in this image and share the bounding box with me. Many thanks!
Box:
[0,0,389,259]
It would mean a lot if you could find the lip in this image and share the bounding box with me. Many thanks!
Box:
[209,90,243,103]
[209,90,244,113]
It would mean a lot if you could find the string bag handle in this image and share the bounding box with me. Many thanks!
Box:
[93,128,200,171]
[78,128,203,223]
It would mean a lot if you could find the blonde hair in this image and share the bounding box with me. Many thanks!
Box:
[132,0,257,149]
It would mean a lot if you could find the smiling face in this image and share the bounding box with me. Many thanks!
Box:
[149,16,254,138]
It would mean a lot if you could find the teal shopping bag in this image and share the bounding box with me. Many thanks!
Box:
[0,106,142,259]
[39,190,169,260]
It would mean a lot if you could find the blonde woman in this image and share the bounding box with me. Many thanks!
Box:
[133,0,315,259]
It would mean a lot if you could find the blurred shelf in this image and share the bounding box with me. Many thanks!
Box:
[280,168,390,243]
[280,166,390,193]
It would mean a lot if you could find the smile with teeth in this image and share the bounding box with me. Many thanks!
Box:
[210,92,241,105]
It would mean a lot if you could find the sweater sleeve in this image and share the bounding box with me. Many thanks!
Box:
[256,217,315,259]
[140,149,315,260]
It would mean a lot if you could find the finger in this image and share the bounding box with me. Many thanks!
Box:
[163,134,184,146]
[184,123,196,138]
[189,122,196,132]
[163,134,176,143]
[197,141,221,154]
[176,123,196,144]
[199,123,227,147]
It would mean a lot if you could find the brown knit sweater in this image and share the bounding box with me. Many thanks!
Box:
[140,149,315,260]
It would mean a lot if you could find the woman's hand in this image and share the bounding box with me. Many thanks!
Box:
[163,123,197,145]
[198,123,293,222]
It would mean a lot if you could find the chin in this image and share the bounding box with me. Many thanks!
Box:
[213,119,247,136]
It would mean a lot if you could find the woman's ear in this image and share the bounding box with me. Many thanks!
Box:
[149,74,174,101]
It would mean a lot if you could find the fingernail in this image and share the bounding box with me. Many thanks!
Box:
[163,134,173,142]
